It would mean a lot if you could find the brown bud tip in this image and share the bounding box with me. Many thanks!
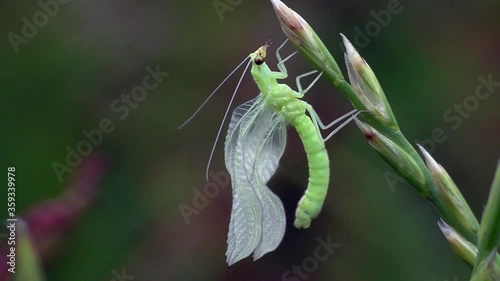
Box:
[270,0,310,44]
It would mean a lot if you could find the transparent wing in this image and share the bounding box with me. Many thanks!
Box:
[225,98,288,265]
[224,97,265,265]
[247,113,287,260]
[225,96,262,174]
[224,98,288,264]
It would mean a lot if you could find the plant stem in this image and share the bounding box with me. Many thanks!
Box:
[338,76,480,242]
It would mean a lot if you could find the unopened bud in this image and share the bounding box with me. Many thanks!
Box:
[270,0,342,81]
[418,145,479,236]
[342,34,396,127]
[355,118,425,192]
[439,219,478,267]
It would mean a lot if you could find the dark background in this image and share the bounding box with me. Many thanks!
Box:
[1,0,499,280]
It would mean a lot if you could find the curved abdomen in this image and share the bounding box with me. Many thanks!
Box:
[289,114,330,229]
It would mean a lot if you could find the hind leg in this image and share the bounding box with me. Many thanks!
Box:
[307,105,363,142]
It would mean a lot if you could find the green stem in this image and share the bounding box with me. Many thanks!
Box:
[334,76,479,244]
[268,0,497,268]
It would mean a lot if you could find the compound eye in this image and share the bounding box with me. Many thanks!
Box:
[255,57,264,65]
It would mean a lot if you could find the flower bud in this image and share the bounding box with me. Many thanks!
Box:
[418,145,479,237]
[342,34,396,126]
[269,0,342,82]
[439,220,500,278]
[355,118,426,192]
[439,219,478,267]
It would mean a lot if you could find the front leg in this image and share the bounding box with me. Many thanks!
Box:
[269,71,288,80]
[275,39,298,75]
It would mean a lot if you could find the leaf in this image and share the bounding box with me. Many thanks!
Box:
[472,160,500,280]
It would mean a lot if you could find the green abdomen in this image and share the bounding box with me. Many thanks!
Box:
[290,114,330,229]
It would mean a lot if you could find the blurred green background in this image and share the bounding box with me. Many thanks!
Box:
[1,0,499,280]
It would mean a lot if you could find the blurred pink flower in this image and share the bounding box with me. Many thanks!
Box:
[0,154,108,280]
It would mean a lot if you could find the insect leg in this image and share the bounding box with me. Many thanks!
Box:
[276,39,297,75]
[296,71,323,96]
[307,106,363,141]
[307,106,357,130]
[322,110,365,142]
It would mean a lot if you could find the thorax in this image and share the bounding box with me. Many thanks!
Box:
[250,63,307,121]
